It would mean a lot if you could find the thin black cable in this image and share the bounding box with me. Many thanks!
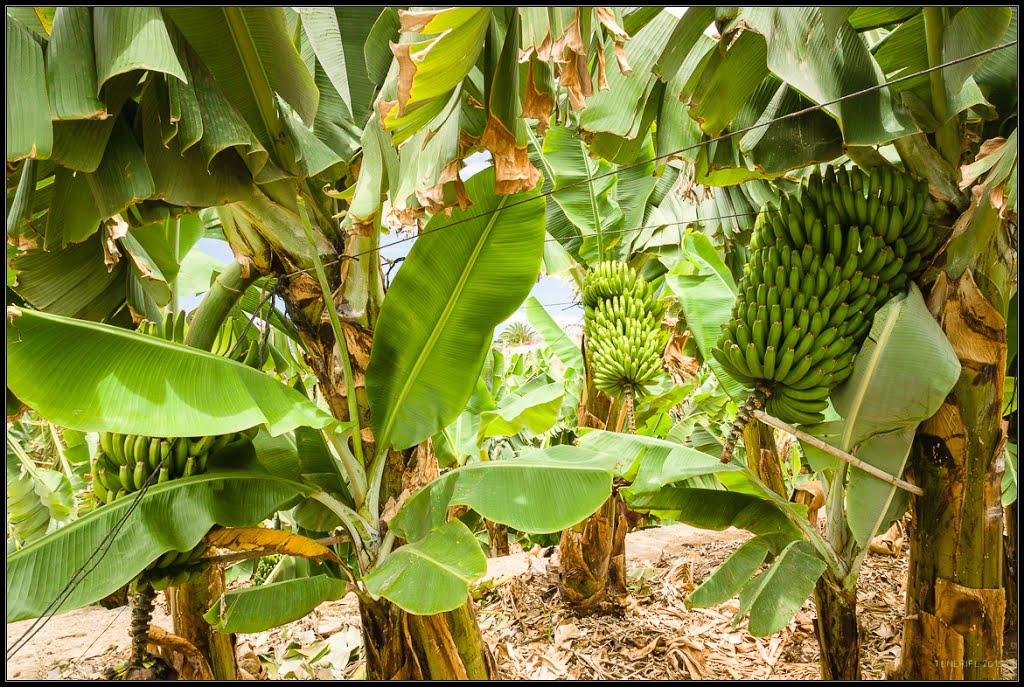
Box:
[227,282,279,360]
[70,605,128,670]
[7,439,181,660]
[257,289,274,369]
[293,206,767,280]
[6,448,171,659]
[281,40,1016,279]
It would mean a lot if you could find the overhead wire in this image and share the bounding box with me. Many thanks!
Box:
[278,40,1017,280]
[7,440,183,660]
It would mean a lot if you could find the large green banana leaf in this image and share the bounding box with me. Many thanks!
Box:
[625,487,803,540]
[297,8,382,125]
[477,381,564,441]
[664,232,748,402]
[688,536,774,608]
[9,232,130,323]
[737,540,826,637]
[205,574,348,633]
[539,124,624,264]
[525,295,584,374]
[737,8,917,146]
[6,447,309,621]
[162,6,317,177]
[366,167,545,451]
[579,8,714,164]
[364,519,486,615]
[825,285,960,547]
[577,430,738,496]
[6,308,334,437]
[388,444,626,543]
[6,15,52,161]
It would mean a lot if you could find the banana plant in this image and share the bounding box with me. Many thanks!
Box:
[3,293,622,636]
[644,275,961,657]
[5,7,637,678]
[595,6,1017,679]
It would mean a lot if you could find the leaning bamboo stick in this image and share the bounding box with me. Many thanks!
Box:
[752,410,925,496]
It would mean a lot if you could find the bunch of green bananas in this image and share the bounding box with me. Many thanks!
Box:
[136,311,240,358]
[713,164,946,457]
[6,471,53,545]
[583,262,670,399]
[750,165,938,284]
[90,312,259,502]
[138,545,211,591]
[90,430,256,503]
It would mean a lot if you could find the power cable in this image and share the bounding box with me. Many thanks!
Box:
[7,440,182,660]
[279,40,1016,280]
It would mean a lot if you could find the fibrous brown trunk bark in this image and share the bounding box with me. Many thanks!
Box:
[486,520,510,557]
[360,595,496,679]
[813,572,861,680]
[170,566,237,680]
[366,408,495,679]
[558,359,629,610]
[899,270,1008,680]
[558,491,629,610]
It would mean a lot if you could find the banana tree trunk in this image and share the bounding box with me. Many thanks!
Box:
[170,566,237,680]
[899,267,1009,678]
[813,571,861,680]
[558,365,629,609]
[279,235,496,679]
[360,595,495,679]
[485,520,510,557]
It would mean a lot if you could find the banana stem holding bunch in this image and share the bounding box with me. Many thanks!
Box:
[129,581,157,668]
[624,387,637,435]
[183,261,261,353]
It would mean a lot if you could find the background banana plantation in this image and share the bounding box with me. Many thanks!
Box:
[5,5,1018,681]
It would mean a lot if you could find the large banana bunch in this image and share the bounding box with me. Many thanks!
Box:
[714,165,945,459]
[88,313,258,504]
[90,430,256,503]
[583,262,670,399]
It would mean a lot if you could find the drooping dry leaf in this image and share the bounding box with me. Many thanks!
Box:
[204,527,342,564]
[480,116,542,195]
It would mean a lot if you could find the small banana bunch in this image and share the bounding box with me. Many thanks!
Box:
[90,430,256,503]
[583,262,670,399]
[714,164,946,458]
[88,313,263,504]
[138,544,211,591]
[7,472,53,545]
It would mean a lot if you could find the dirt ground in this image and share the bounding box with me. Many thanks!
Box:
[6,523,1018,681]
